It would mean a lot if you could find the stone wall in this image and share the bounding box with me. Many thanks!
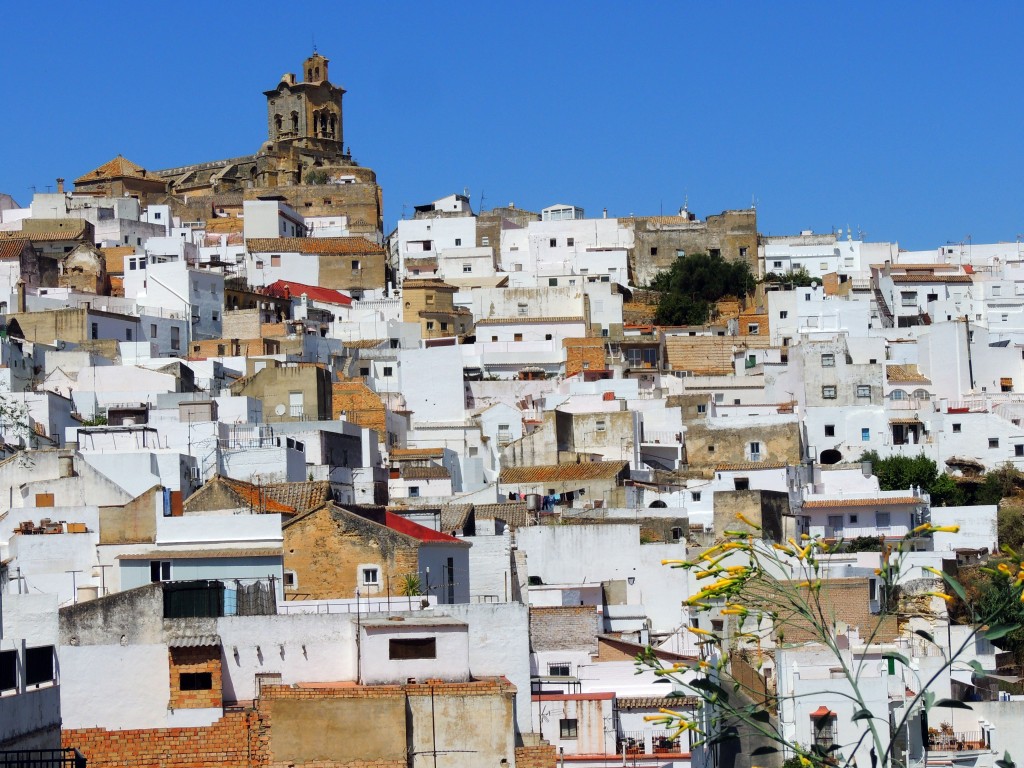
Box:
[528,606,599,652]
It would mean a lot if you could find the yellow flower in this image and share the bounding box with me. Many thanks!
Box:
[736,512,762,529]
[998,562,1012,574]
[661,559,688,566]
[931,525,960,534]
[913,522,932,533]
[923,566,944,577]
[687,626,713,636]
[925,592,953,602]
[799,756,812,768]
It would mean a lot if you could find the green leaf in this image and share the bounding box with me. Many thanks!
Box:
[914,629,935,644]
[883,651,910,667]
[996,752,1016,768]
[985,624,1021,641]
[967,659,986,675]
[935,699,973,709]
[924,690,936,711]
[852,709,873,721]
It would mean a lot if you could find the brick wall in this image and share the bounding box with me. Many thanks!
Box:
[529,606,599,652]
[515,743,558,768]
[169,646,222,709]
[63,711,260,768]
[771,579,898,643]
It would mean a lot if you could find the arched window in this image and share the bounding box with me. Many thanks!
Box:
[291,111,299,132]
[329,113,336,138]
[307,68,313,80]
[889,389,907,400]
[312,110,320,136]
[913,389,931,400]
[314,66,320,79]
[274,114,282,135]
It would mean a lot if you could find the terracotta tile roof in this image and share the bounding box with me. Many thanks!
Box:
[0,239,31,260]
[341,338,386,349]
[219,476,296,513]
[118,547,283,560]
[264,279,352,306]
[616,695,700,710]
[245,236,384,255]
[400,466,451,480]
[886,364,930,384]
[802,496,920,509]
[715,461,789,472]
[665,335,771,375]
[391,447,445,459]
[891,274,973,284]
[262,480,333,514]
[888,417,923,425]
[476,316,585,326]
[402,279,458,291]
[385,511,466,544]
[499,460,629,485]
[74,155,158,184]
[472,502,531,529]
[0,229,85,242]
[440,504,474,532]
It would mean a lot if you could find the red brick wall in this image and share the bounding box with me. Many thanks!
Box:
[63,711,262,768]
[515,743,558,768]
[168,646,222,709]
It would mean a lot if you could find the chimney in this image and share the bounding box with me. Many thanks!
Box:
[16,279,26,313]
[56,178,65,194]
[602,208,608,219]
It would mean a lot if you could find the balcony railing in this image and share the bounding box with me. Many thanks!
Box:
[0,750,86,768]
[618,730,684,755]
[927,730,987,752]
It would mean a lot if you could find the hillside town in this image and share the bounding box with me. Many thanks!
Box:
[2,52,1024,768]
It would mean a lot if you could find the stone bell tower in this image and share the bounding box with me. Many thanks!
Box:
[264,51,346,149]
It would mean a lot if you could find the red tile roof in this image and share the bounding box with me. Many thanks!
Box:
[264,280,352,306]
[385,512,464,544]
[802,496,920,509]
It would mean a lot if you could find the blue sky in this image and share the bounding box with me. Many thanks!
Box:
[3,2,1021,248]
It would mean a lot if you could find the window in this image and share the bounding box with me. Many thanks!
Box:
[691,492,701,502]
[993,285,1002,297]
[409,486,420,497]
[255,260,264,269]
[270,255,281,267]
[545,334,552,341]
[150,561,171,582]
[362,567,379,586]
[455,238,462,246]
[862,427,870,441]
[876,512,891,528]
[425,294,434,305]
[740,247,748,258]
[179,672,213,691]
[747,323,759,335]
[780,311,788,319]
[825,424,835,437]
[650,247,658,256]
[463,263,472,273]
[383,366,393,377]
[890,390,907,401]
[549,238,557,247]
[596,420,607,432]
[567,237,575,247]
[0,649,16,691]
[1016,445,1024,458]
[676,249,685,258]
[548,662,571,677]
[389,637,436,660]
[749,441,761,457]
[25,646,54,687]
[813,713,837,751]
[91,322,98,340]
[559,719,579,739]
[849,514,858,524]
[856,385,871,398]
[514,333,523,342]
[171,327,180,351]
[359,367,370,376]
[773,261,783,268]
[821,353,835,367]
[426,321,435,330]
[212,311,219,322]
[154,212,162,220]
[351,260,361,271]
[440,322,448,331]
[126,328,132,341]
[482,236,490,246]
[696,404,707,414]
[734,478,750,491]
[989,438,1000,449]
[822,386,837,399]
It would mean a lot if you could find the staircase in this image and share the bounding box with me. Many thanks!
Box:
[873,285,895,327]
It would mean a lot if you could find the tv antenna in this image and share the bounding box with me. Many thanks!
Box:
[478,189,486,213]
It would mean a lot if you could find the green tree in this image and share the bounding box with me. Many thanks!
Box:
[763,266,815,288]
[860,452,963,506]
[652,252,755,326]
[977,464,1022,506]
[305,169,329,185]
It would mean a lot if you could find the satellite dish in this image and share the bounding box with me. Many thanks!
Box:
[810,280,820,290]
[274,403,286,416]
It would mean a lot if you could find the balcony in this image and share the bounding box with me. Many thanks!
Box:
[0,750,85,768]
[618,730,685,756]
[927,730,988,753]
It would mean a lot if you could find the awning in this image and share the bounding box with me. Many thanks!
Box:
[810,706,834,718]
[889,417,923,425]
[168,634,221,649]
